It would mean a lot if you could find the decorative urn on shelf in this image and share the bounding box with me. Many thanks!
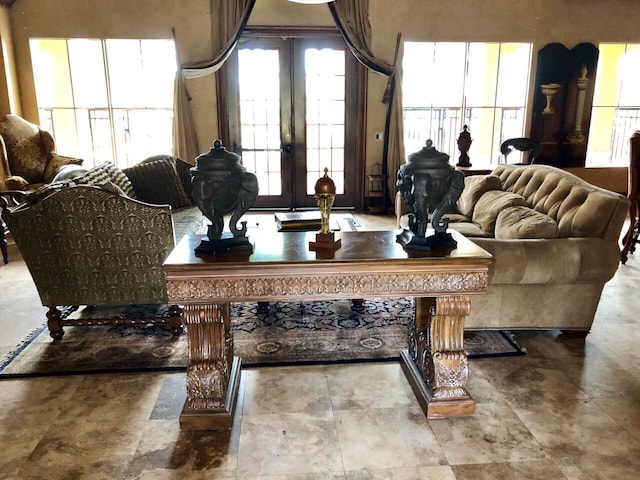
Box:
[190,139,259,254]
[396,139,465,250]
[456,125,472,167]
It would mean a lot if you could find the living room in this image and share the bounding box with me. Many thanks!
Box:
[1,0,640,478]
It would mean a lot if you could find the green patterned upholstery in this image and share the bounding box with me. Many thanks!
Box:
[5,185,174,307]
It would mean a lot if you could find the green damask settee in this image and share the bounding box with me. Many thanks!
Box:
[2,157,204,340]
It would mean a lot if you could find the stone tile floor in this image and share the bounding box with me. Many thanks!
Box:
[1,214,639,479]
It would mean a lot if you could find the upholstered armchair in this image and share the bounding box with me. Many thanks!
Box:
[0,114,83,191]
[2,184,184,340]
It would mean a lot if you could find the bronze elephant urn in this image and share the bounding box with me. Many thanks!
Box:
[396,139,465,250]
[191,139,259,254]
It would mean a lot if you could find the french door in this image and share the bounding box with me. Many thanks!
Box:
[221,31,363,209]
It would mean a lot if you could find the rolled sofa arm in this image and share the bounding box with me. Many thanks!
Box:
[471,237,621,285]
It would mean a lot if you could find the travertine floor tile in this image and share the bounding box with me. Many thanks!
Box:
[557,452,640,480]
[472,356,588,404]
[236,411,343,477]
[451,460,567,479]
[242,365,331,415]
[560,348,640,398]
[51,373,165,427]
[464,364,509,405]
[149,372,188,420]
[237,474,346,480]
[334,406,446,471]
[17,418,146,480]
[345,466,456,479]
[0,376,83,419]
[511,397,640,462]
[325,362,415,410]
[429,403,548,465]
[595,395,640,443]
[125,418,240,478]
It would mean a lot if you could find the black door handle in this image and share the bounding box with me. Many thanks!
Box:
[282,144,292,154]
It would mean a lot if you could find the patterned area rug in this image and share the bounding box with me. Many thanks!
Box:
[0,299,524,378]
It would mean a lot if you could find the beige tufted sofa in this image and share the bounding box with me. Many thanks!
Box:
[399,163,630,335]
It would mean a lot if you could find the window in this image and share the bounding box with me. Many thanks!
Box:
[30,39,176,169]
[586,43,640,167]
[402,42,532,164]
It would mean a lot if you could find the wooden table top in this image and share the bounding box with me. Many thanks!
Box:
[163,230,493,303]
[164,229,492,272]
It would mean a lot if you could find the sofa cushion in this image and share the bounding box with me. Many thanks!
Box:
[123,158,191,208]
[494,206,559,239]
[456,174,502,218]
[174,157,195,204]
[76,161,135,197]
[472,190,528,235]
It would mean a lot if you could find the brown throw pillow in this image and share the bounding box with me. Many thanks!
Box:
[472,190,528,234]
[456,175,502,218]
[494,206,559,239]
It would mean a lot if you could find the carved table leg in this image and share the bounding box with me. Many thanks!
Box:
[400,296,475,419]
[180,303,242,430]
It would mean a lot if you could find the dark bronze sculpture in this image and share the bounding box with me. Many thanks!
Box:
[396,139,465,250]
[456,125,472,167]
[191,140,259,254]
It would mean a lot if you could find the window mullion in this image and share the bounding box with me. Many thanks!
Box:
[490,44,502,162]
[102,40,118,166]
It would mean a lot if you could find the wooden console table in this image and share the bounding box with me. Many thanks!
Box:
[163,230,493,430]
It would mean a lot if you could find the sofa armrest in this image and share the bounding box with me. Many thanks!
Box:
[5,185,174,307]
[470,237,621,285]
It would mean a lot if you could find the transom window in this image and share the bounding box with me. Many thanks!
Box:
[402,42,532,164]
[29,38,176,169]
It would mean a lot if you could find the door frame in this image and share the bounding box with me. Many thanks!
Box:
[216,26,368,211]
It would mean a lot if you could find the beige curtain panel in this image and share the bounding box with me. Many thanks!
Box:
[329,0,405,207]
[171,0,256,163]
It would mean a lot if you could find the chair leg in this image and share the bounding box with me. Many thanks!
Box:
[1,219,7,264]
[621,202,638,264]
[0,237,7,264]
[46,306,64,340]
[168,304,184,336]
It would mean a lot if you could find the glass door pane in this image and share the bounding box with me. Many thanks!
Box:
[237,45,288,205]
[304,47,346,195]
